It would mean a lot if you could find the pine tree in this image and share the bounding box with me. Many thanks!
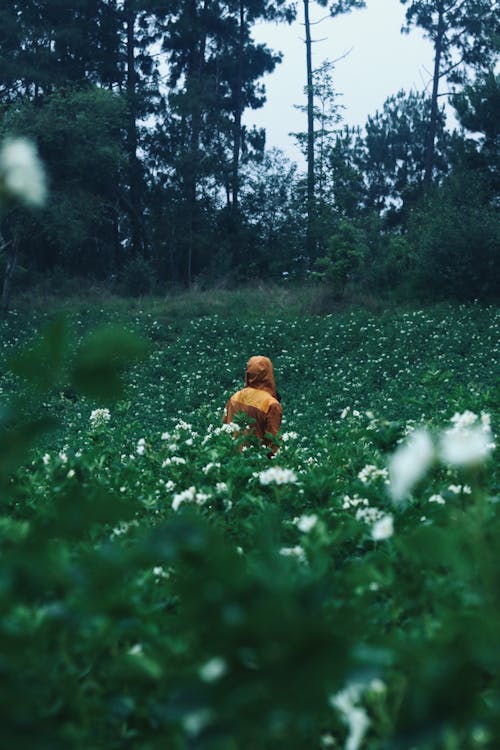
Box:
[400,0,498,186]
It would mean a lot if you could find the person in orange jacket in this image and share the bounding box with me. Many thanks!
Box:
[223,355,282,455]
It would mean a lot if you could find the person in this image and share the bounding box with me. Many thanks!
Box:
[223,355,282,455]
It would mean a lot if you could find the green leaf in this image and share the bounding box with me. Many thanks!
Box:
[71,326,149,401]
[9,317,69,392]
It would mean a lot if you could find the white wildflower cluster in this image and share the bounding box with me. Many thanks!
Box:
[342,494,369,510]
[448,484,472,495]
[292,513,318,533]
[371,514,394,541]
[152,566,169,580]
[172,486,211,511]
[428,493,446,505]
[439,410,494,467]
[0,137,47,207]
[258,466,298,486]
[111,520,139,539]
[162,456,186,467]
[201,422,240,446]
[340,407,361,419]
[89,408,111,430]
[279,545,307,563]
[388,411,495,501]
[357,464,389,485]
[202,462,221,474]
[281,431,298,442]
[136,437,147,455]
[345,501,394,541]
[354,507,383,524]
[198,656,227,683]
[329,682,371,750]
[388,429,434,501]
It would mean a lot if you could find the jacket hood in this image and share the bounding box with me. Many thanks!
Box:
[245,356,277,396]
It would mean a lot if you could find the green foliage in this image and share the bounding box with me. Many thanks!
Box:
[314,218,368,294]
[0,87,127,273]
[407,170,500,300]
[0,300,498,748]
[119,254,158,297]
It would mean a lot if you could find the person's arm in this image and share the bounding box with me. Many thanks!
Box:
[266,401,282,436]
[264,400,282,455]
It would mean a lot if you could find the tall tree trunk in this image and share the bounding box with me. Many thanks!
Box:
[303,0,316,266]
[184,0,208,287]
[231,0,245,214]
[424,0,444,187]
[125,0,143,255]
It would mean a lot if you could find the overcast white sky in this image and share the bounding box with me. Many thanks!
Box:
[244,0,435,166]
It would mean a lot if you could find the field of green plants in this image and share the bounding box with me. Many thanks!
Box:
[0,298,498,750]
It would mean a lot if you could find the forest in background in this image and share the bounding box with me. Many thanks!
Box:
[0,0,498,304]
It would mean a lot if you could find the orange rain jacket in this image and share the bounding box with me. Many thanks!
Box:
[223,356,282,453]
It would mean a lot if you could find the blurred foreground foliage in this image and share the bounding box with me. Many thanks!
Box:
[0,313,499,750]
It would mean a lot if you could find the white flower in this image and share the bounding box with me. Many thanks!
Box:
[172,486,196,511]
[153,566,169,579]
[128,643,143,656]
[293,514,318,533]
[450,410,478,430]
[369,678,386,694]
[357,464,389,484]
[89,408,111,430]
[162,456,186,467]
[182,708,213,737]
[429,493,445,504]
[439,410,495,467]
[371,514,394,541]
[258,466,298,486]
[0,137,47,206]
[330,683,370,750]
[448,484,472,495]
[355,506,384,525]
[388,429,434,501]
[440,425,494,467]
[171,486,209,511]
[42,453,51,465]
[136,437,147,455]
[198,657,227,683]
[221,422,240,433]
[281,431,298,442]
[279,545,306,563]
[343,494,369,510]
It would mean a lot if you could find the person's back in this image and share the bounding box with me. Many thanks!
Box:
[224,356,282,454]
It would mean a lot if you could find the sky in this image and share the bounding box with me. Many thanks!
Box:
[244,0,436,166]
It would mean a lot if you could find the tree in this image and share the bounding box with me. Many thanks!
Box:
[0,88,127,278]
[359,89,452,223]
[400,0,498,186]
[162,0,291,285]
[451,70,500,191]
[407,169,499,300]
[301,0,365,265]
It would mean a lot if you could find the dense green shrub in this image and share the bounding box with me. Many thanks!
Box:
[407,170,499,300]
